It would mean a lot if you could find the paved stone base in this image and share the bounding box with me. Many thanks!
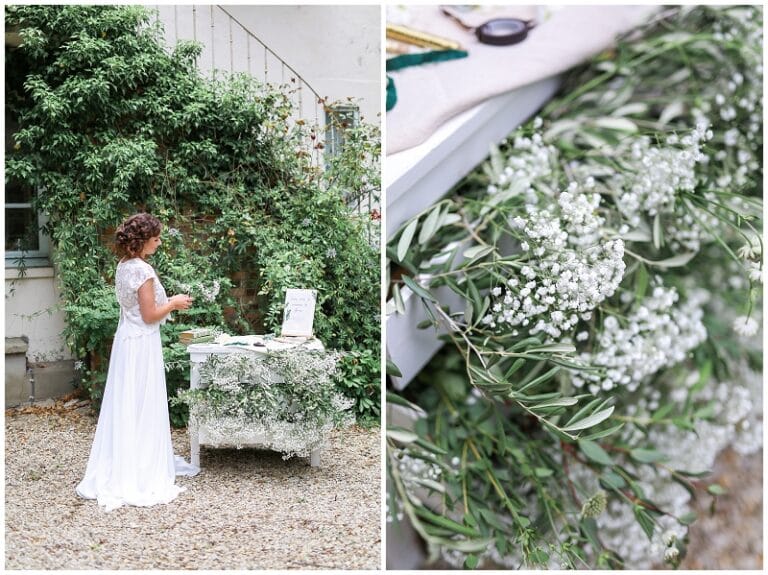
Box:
[29,360,76,403]
[6,337,29,408]
[6,355,29,407]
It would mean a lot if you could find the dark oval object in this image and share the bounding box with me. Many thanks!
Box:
[476,18,530,46]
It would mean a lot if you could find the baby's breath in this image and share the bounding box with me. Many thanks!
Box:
[387,5,762,570]
[175,349,355,459]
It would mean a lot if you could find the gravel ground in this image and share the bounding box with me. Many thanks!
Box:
[5,402,381,570]
[681,447,763,569]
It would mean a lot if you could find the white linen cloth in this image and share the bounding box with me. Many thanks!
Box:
[76,258,199,512]
[387,5,658,154]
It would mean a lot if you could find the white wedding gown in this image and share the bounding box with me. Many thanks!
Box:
[76,258,199,511]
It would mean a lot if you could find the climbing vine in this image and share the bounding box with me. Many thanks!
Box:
[5,5,381,425]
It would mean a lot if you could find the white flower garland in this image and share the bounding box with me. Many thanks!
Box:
[176,349,355,459]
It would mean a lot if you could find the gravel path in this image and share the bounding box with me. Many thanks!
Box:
[5,405,381,570]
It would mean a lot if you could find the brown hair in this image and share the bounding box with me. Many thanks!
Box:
[115,213,162,258]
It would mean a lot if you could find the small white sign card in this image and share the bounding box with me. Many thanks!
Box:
[281,288,317,337]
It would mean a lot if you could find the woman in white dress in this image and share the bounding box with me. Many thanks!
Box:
[76,213,199,511]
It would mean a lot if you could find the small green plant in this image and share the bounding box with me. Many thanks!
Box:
[336,348,381,426]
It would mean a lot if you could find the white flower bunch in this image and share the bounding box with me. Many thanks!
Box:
[481,191,625,339]
[591,358,763,568]
[393,449,442,494]
[176,279,221,303]
[558,189,605,248]
[487,133,557,198]
[706,9,763,149]
[733,315,760,338]
[201,280,220,302]
[192,412,335,458]
[202,354,279,398]
[615,123,710,221]
[607,124,718,253]
[386,492,405,523]
[572,283,708,393]
[331,392,356,414]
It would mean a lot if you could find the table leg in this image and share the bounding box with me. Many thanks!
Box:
[189,360,202,468]
[310,448,321,467]
[191,426,200,468]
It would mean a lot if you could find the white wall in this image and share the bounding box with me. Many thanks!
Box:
[223,5,381,125]
[5,266,72,362]
[150,5,381,125]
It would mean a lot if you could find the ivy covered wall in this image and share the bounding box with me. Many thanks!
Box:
[5,5,381,425]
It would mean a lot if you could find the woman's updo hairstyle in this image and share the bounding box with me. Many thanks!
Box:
[115,213,162,258]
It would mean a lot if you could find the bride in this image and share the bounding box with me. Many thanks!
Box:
[76,213,199,511]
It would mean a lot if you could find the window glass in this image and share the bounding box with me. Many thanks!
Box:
[325,104,360,157]
[5,207,39,251]
[5,179,33,204]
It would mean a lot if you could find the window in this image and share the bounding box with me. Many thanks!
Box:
[5,112,50,268]
[324,104,359,159]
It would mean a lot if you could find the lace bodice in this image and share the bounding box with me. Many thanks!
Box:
[115,258,168,336]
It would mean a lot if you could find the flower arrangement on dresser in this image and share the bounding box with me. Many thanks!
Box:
[174,347,355,460]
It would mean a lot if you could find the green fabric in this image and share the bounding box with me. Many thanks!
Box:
[386,49,469,71]
[385,49,469,111]
[386,75,397,111]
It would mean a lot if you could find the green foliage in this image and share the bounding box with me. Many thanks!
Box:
[336,348,381,426]
[62,283,118,404]
[387,5,762,569]
[6,5,380,423]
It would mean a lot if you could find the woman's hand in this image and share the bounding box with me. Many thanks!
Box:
[138,280,193,323]
[169,294,194,311]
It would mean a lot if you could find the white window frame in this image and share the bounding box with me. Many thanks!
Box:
[6,106,51,268]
